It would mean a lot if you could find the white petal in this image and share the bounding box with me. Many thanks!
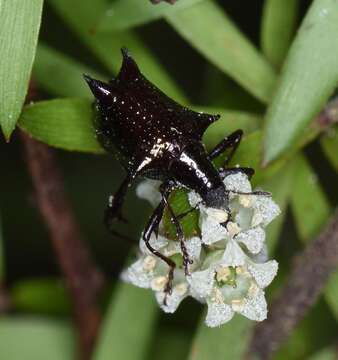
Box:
[139,233,168,255]
[205,207,229,223]
[237,289,267,321]
[199,206,228,245]
[205,299,234,327]
[250,244,269,264]
[223,173,252,193]
[222,240,246,266]
[253,196,281,227]
[163,236,202,261]
[188,269,215,299]
[247,260,278,288]
[136,179,161,207]
[186,237,202,260]
[188,190,202,207]
[236,227,265,254]
[155,286,188,313]
[120,259,152,288]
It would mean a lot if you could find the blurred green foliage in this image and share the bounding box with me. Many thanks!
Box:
[0,0,337,359]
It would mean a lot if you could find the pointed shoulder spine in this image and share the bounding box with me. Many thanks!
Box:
[198,112,220,131]
[117,47,142,82]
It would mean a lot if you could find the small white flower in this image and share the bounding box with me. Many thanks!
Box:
[122,231,202,313]
[236,227,265,254]
[223,172,252,193]
[136,179,161,207]
[124,174,280,327]
[189,243,278,327]
[199,204,229,245]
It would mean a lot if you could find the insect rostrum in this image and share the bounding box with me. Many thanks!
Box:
[84,48,264,296]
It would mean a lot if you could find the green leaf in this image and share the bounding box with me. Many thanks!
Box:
[98,0,203,31]
[202,65,265,113]
[290,156,338,319]
[290,155,330,241]
[93,283,158,360]
[259,160,297,253]
[263,0,338,164]
[0,317,75,360]
[0,0,43,139]
[49,0,186,102]
[162,188,200,239]
[188,316,252,360]
[325,271,338,320]
[202,109,262,150]
[19,96,262,155]
[166,0,277,103]
[228,131,288,186]
[151,328,190,360]
[320,127,338,172]
[33,44,107,99]
[261,0,299,69]
[11,278,70,315]
[19,98,102,153]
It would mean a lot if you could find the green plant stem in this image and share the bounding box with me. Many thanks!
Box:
[20,132,104,360]
[248,209,338,360]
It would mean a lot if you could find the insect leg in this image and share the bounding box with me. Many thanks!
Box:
[104,174,136,232]
[160,181,193,276]
[229,190,271,197]
[207,129,243,165]
[143,199,176,300]
[219,167,255,179]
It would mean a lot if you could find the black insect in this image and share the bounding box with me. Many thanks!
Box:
[84,48,266,295]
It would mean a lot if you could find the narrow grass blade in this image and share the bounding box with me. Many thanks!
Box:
[290,155,338,319]
[34,44,106,99]
[228,131,288,186]
[201,65,265,113]
[202,109,261,150]
[320,128,338,172]
[324,263,338,319]
[166,0,277,103]
[0,317,75,360]
[0,0,43,139]
[150,328,190,360]
[19,98,102,153]
[93,283,158,360]
[260,0,299,69]
[290,155,330,240]
[98,0,203,31]
[11,278,70,315]
[49,0,186,102]
[263,0,338,165]
[260,162,297,253]
[188,317,252,360]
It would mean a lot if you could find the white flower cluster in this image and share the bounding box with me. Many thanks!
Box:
[122,173,280,327]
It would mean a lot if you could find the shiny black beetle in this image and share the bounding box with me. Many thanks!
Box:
[84,48,265,294]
